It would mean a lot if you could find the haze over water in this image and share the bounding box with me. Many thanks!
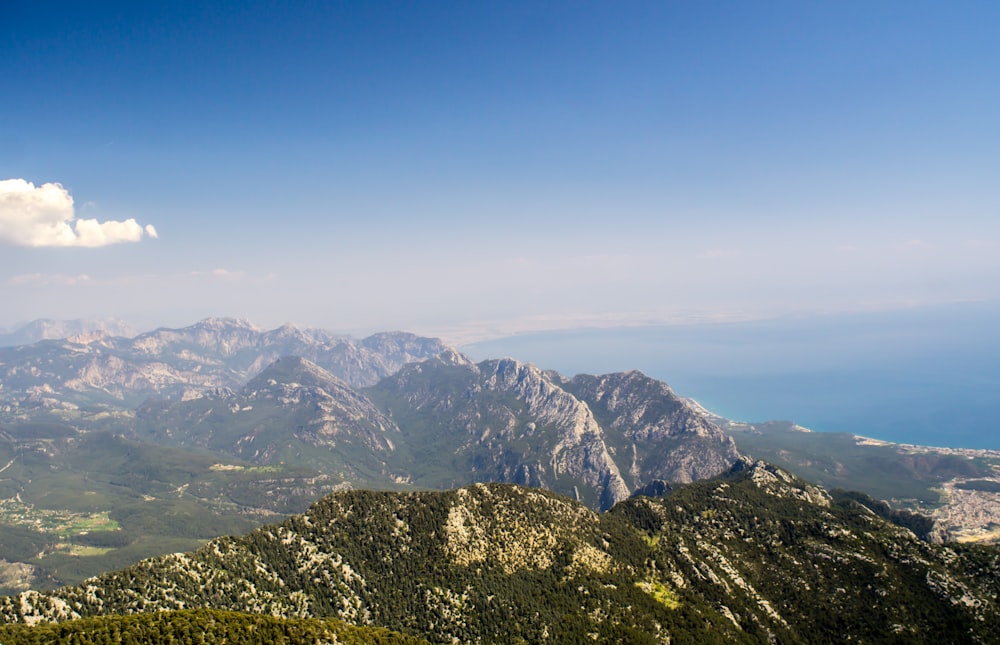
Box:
[464,301,1000,450]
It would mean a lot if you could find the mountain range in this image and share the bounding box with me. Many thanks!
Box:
[0,317,447,410]
[0,318,740,595]
[0,316,998,642]
[1,319,739,510]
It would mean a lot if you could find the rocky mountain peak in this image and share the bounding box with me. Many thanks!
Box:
[243,356,348,396]
[480,357,541,390]
[561,371,741,487]
[433,348,478,369]
[728,457,832,507]
[126,319,266,359]
[358,332,449,361]
[195,317,261,332]
[264,322,310,342]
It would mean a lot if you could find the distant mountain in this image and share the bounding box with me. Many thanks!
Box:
[134,356,407,485]
[0,318,449,410]
[3,468,997,643]
[0,321,748,596]
[0,318,137,347]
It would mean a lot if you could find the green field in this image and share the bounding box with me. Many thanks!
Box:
[0,421,350,594]
[0,500,119,536]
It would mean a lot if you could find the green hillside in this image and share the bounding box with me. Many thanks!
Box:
[2,463,997,643]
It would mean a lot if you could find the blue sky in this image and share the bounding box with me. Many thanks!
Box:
[2,1,999,338]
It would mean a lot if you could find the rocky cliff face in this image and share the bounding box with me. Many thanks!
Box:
[3,472,998,643]
[565,370,742,488]
[368,353,738,510]
[469,357,630,510]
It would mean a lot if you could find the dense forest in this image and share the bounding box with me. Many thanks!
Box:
[0,608,427,644]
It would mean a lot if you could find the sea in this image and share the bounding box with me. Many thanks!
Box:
[462,301,1000,450]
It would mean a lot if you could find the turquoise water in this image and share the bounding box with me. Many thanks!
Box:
[463,302,1000,449]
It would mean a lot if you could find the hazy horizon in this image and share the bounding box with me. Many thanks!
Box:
[464,300,1000,449]
[3,2,999,334]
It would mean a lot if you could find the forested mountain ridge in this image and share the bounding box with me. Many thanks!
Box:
[2,464,997,643]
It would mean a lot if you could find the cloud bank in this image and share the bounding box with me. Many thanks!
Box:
[0,179,158,247]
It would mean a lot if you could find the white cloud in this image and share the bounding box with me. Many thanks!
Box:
[6,273,92,287]
[189,268,247,280]
[0,178,157,247]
